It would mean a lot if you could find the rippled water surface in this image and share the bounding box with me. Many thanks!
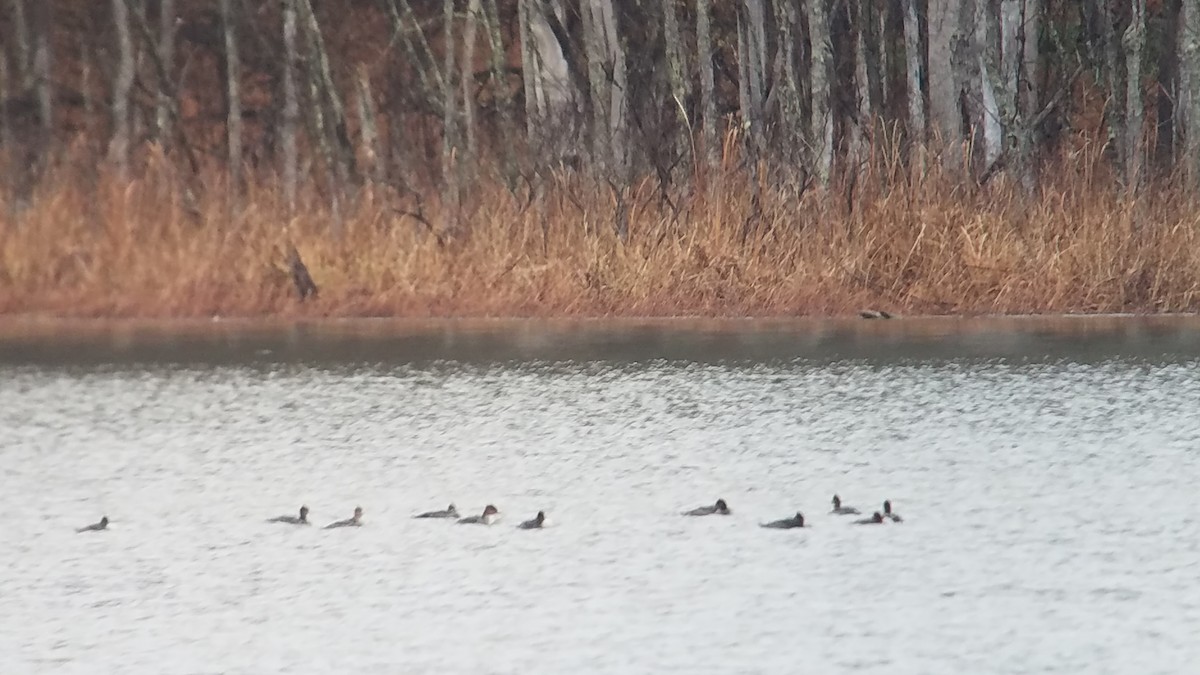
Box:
[2,318,1199,674]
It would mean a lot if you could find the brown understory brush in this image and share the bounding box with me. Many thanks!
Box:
[2,144,1200,318]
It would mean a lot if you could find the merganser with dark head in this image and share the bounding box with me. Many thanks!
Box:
[761,512,806,529]
[414,503,459,519]
[684,499,730,516]
[831,495,861,515]
[518,511,547,529]
[457,505,500,525]
[77,516,108,533]
[268,505,310,525]
[324,506,363,529]
[883,500,903,522]
[854,511,885,525]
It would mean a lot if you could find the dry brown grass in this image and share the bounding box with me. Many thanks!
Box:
[3,144,1200,318]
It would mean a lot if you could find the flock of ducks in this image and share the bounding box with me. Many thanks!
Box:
[685,494,903,528]
[74,495,901,533]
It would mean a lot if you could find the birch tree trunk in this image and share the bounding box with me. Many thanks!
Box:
[696,0,718,168]
[156,0,175,141]
[978,0,1004,171]
[220,0,242,198]
[110,0,136,180]
[1124,0,1147,189]
[807,0,834,183]
[281,0,300,215]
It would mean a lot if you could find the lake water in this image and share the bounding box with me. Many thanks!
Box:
[2,317,1199,674]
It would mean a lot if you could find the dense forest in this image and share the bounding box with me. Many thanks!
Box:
[1,1,1199,317]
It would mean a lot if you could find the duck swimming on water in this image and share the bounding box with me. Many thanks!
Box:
[414,504,459,519]
[760,512,806,529]
[684,499,730,516]
[324,506,364,529]
[883,500,903,522]
[268,505,310,525]
[458,505,500,525]
[831,495,861,515]
[77,516,108,533]
[854,512,885,525]
[518,511,547,529]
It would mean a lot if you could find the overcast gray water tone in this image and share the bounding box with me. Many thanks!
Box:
[1,318,1199,673]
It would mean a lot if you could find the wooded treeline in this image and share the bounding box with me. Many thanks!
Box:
[0,0,1194,225]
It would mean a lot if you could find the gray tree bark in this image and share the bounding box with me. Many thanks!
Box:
[281,0,300,215]
[1184,0,1200,183]
[110,0,136,179]
[928,0,961,151]
[807,0,834,183]
[903,0,927,149]
[156,0,175,141]
[1124,0,1147,188]
[696,0,718,168]
[30,0,52,137]
[220,0,242,197]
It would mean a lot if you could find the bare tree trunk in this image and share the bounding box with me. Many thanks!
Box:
[385,0,446,106]
[662,0,691,168]
[7,0,31,88]
[978,0,1004,171]
[1102,0,1127,177]
[928,0,961,153]
[110,0,136,180]
[1185,0,1200,184]
[297,0,357,189]
[281,0,300,216]
[356,66,384,184]
[582,0,628,179]
[482,0,518,189]
[696,0,718,168]
[807,0,834,183]
[156,0,176,141]
[1125,0,1147,189]
[30,0,51,139]
[772,2,804,165]
[220,0,242,200]
[738,0,768,158]
[903,0,926,152]
[461,0,481,160]
[849,0,872,162]
[441,0,461,229]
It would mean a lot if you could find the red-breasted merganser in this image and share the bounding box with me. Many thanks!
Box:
[831,494,861,515]
[414,504,460,519]
[268,505,310,525]
[883,500,903,522]
[518,511,547,529]
[324,506,363,529]
[77,516,108,533]
[684,499,730,516]
[457,505,500,525]
[854,511,885,525]
[760,512,806,529]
